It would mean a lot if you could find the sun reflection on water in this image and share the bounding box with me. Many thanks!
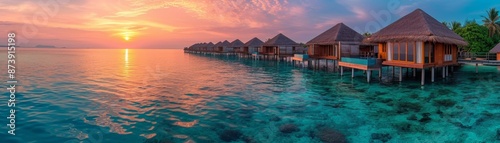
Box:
[125,49,129,64]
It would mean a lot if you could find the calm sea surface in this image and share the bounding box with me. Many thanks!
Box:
[1,48,500,143]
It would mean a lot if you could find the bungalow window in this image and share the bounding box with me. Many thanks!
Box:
[444,44,452,61]
[400,43,406,61]
[393,42,399,60]
[389,42,417,62]
[407,42,414,62]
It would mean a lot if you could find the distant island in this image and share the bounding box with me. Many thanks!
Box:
[35,45,57,48]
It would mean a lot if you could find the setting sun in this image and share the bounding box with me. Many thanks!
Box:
[124,36,130,41]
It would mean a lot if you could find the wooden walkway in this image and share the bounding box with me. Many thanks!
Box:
[458,52,499,66]
[458,59,500,66]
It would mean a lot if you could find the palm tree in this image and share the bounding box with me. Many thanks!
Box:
[482,8,500,37]
[363,32,371,37]
[442,21,450,29]
[450,21,461,32]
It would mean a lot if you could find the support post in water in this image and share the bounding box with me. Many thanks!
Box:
[351,68,354,78]
[367,70,371,83]
[421,68,425,86]
[340,66,343,76]
[431,67,435,82]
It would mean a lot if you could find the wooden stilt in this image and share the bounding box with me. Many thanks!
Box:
[392,66,395,77]
[340,66,343,76]
[399,67,403,82]
[441,67,446,78]
[431,67,435,82]
[475,63,478,73]
[413,68,416,77]
[367,70,371,83]
[421,68,425,86]
[446,66,449,77]
[379,69,382,78]
[351,68,354,78]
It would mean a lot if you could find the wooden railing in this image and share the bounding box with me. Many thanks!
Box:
[458,52,497,61]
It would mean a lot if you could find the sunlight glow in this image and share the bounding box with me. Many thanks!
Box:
[120,31,135,41]
[125,49,129,63]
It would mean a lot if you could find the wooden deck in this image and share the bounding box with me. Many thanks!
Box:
[338,62,380,71]
[309,55,338,60]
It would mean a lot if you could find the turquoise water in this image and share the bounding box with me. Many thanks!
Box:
[1,48,500,143]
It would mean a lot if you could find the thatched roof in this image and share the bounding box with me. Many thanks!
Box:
[220,40,231,47]
[244,37,264,47]
[206,42,214,47]
[189,43,199,49]
[214,41,222,47]
[490,43,500,53]
[198,43,206,48]
[307,23,364,45]
[263,33,298,46]
[230,39,244,47]
[367,9,467,46]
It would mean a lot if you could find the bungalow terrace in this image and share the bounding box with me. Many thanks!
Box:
[243,37,264,55]
[261,33,301,59]
[367,9,468,85]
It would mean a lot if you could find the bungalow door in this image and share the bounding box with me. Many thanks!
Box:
[424,42,435,63]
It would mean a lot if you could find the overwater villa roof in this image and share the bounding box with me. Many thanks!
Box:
[214,41,222,47]
[189,43,199,48]
[307,23,363,45]
[367,9,468,46]
[220,40,231,47]
[262,33,299,46]
[244,37,264,47]
[490,43,500,53]
[230,39,244,47]
[206,42,214,47]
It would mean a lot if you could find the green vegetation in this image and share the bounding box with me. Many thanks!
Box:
[482,8,500,37]
[442,7,500,52]
[455,22,494,52]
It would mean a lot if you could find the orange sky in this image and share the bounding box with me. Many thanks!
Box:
[0,0,497,48]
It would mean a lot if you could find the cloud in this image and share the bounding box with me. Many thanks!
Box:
[0,0,494,48]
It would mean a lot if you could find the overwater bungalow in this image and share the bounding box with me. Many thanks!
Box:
[219,40,232,53]
[366,9,468,85]
[213,41,222,52]
[205,42,214,52]
[244,37,264,55]
[261,33,301,59]
[490,43,500,61]
[230,39,245,53]
[306,23,375,71]
[307,23,364,59]
[198,43,206,51]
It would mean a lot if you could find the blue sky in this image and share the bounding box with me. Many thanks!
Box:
[0,0,499,48]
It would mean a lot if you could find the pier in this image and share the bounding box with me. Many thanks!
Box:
[184,9,499,86]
